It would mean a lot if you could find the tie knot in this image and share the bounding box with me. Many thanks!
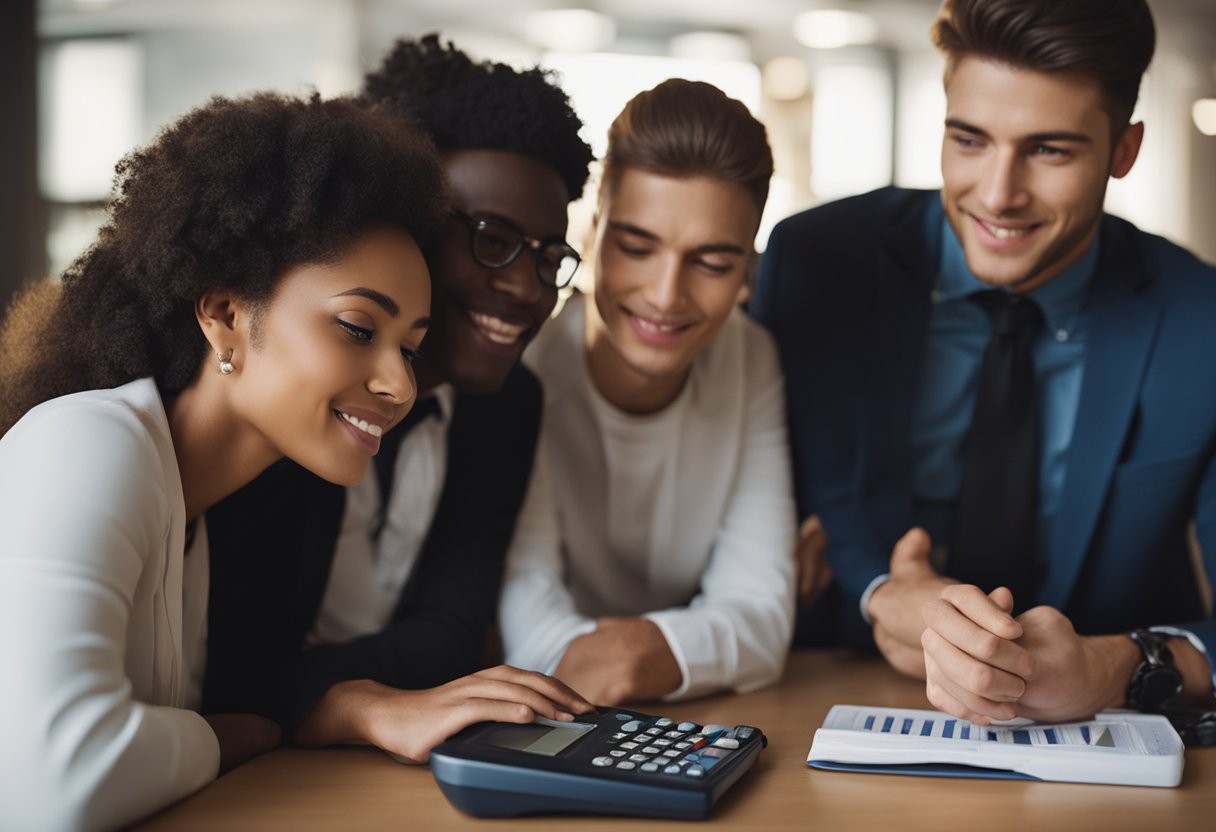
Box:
[971,291,1042,338]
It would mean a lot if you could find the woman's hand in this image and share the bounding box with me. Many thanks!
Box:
[294,666,594,763]
[203,713,283,775]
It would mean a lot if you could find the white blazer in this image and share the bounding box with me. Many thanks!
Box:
[0,379,219,832]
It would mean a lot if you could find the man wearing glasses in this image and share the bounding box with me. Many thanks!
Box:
[201,36,594,747]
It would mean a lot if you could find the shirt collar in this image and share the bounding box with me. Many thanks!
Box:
[934,213,1098,336]
[423,383,455,425]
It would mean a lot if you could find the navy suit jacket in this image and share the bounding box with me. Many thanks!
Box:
[751,187,1216,657]
[201,364,542,736]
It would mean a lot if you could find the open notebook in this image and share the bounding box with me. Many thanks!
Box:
[807,705,1184,787]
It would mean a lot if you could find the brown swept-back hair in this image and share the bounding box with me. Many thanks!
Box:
[932,0,1156,136]
[600,79,773,224]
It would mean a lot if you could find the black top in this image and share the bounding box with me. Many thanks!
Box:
[202,364,543,737]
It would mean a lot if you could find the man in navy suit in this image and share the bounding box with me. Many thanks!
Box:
[752,0,1216,723]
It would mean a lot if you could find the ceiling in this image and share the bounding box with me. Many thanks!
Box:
[40,0,1216,64]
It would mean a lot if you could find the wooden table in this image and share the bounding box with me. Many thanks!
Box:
[134,651,1214,831]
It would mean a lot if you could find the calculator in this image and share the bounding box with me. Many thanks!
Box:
[428,706,766,819]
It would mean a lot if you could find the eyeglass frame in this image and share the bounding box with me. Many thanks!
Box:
[449,209,581,289]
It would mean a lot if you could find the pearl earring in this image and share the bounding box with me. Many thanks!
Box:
[217,349,235,375]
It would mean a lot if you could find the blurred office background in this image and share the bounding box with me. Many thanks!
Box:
[4,0,1215,314]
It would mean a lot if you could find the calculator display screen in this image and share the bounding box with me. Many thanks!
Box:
[478,719,596,757]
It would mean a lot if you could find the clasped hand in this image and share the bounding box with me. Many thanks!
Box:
[922,585,1126,724]
[872,528,1118,724]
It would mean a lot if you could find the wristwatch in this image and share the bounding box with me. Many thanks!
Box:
[1125,629,1183,711]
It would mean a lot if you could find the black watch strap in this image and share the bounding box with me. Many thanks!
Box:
[1126,629,1184,711]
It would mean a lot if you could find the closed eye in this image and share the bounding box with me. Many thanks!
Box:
[338,319,373,341]
[616,240,652,257]
[695,258,734,274]
[951,134,983,150]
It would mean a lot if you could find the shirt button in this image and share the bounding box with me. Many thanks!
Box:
[1055,328,1070,342]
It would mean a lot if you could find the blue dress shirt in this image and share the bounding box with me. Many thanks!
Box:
[909,201,1097,583]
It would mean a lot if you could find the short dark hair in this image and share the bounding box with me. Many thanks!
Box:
[931,0,1156,133]
[0,92,446,435]
[600,79,773,222]
[359,34,594,202]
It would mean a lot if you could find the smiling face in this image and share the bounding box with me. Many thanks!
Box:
[228,227,431,486]
[940,56,1143,293]
[419,148,571,395]
[585,168,758,413]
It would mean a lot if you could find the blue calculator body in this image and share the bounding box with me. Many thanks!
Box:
[429,707,766,819]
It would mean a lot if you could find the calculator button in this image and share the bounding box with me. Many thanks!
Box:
[663,764,682,774]
[592,756,614,767]
[675,742,691,750]
[620,742,639,750]
[643,746,662,754]
[664,731,684,739]
[610,750,627,757]
[700,724,727,735]
[629,754,648,762]
[662,749,681,758]
[689,737,708,750]
[611,732,628,741]
[616,761,636,770]
[655,718,675,727]
[653,739,673,747]
[620,720,642,733]
[641,762,660,773]
[712,737,740,750]
[677,721,699,733]
[633,734,651,742]
[646,727,663,735]
[734,726,756,740]
[614,713,633,721]
[686,765,706,778]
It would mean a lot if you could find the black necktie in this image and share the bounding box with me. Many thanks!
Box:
[949,291,1043,605]
[372,395,441,537]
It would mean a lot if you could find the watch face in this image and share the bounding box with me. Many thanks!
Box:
[1128,630,1183,711]
[1141,667,1184,708]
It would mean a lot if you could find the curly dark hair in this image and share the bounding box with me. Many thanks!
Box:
[358,34,593,202]
[0,92,446,435]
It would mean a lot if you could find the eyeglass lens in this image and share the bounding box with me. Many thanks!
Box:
[470,220,579,288]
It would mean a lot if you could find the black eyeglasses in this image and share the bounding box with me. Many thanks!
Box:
[450,210,581,289]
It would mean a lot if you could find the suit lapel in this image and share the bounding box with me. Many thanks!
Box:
[861,193,939,535]
[1042,218,1161,609]
[873,192,939,395]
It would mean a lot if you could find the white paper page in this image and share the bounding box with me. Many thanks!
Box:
[821,706,1170,754]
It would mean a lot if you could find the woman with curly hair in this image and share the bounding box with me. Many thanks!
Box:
[201,34,597,765]
[0,92,589,832]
